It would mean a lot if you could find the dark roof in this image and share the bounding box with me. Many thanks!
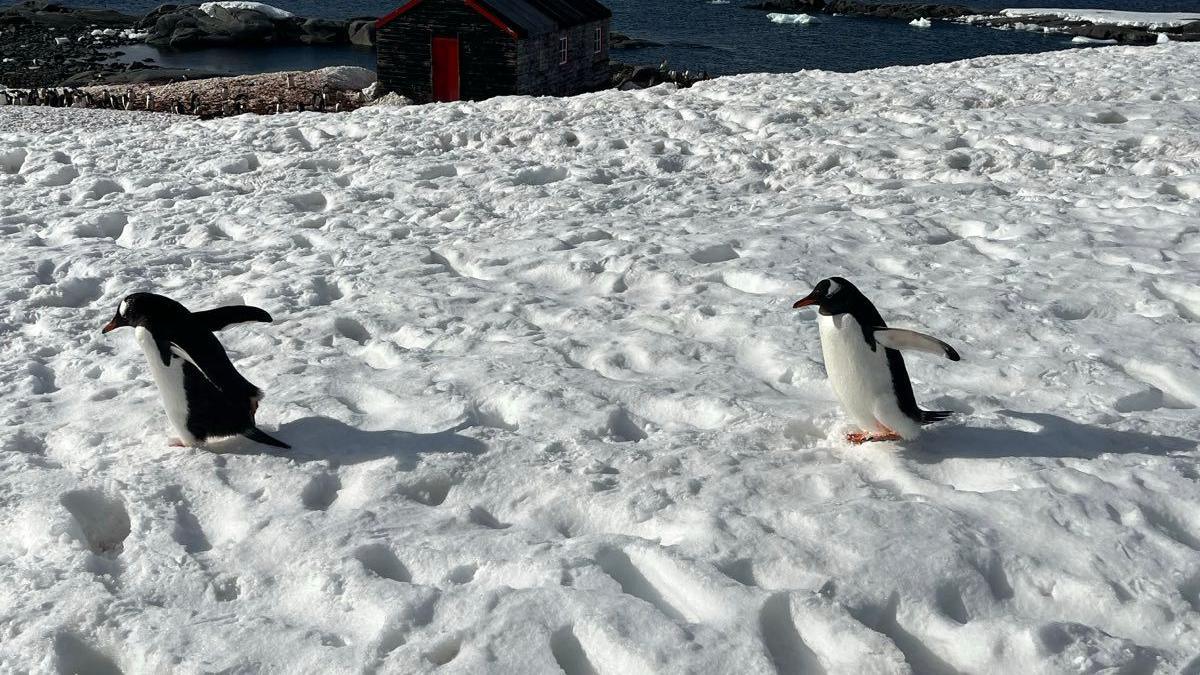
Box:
[377,0,610,37]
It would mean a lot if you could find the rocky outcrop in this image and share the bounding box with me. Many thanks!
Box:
[0,0,138,30]
[746,0,1196,45]
[0,2,142,88]
[746,0,974,20]
[139,4,349,49]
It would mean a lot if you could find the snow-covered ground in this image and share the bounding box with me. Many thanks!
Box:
[2,43,1200,674]
[1000,7,1200,28]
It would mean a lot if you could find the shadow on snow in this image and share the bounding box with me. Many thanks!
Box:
[216,415,487,467]
[909,410,1196,462]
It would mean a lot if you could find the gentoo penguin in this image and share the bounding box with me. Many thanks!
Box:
[793,277,960,443]
[101,293,290,449]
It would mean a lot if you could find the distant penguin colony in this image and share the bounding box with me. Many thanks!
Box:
[0,83,353,117]
[102,293,290,449]
[794,277,961,443]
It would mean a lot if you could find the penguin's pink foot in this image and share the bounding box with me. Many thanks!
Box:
[846,431,903,444]
[168,437,186,447]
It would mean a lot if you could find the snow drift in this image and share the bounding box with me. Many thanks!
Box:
[0,43,1198,673]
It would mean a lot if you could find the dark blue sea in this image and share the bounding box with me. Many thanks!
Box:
[55,0,1200,76]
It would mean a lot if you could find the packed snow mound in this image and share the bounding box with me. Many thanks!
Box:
[1000,7,1200,28]
[768,12,817,24]
[315,65,377,92]
[2,44,1200,673]
[198,1,294,19]
[910,17,932,27]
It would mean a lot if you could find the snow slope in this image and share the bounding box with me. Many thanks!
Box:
[2,43,1200,673]
[1000,8,1200,28]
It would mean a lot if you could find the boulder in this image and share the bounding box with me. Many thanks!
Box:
[1167,20,1200,35]
[348,19,375,47]
[297,18,348,45]
[1067,23,1157,44]
[143,5,349,48]
[145,6,279,47]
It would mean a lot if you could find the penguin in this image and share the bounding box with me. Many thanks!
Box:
[793,277,960,443]
[101,292,290,449]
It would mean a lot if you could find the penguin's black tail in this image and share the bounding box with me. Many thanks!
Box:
[243,427,291,450]
[919,410,954,425]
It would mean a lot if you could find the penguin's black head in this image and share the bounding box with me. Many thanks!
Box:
[792,277,864,316]
[102,293,186,333]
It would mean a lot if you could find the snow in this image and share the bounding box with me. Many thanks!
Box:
[1071,35,1118,44]
[910,17,932,28]
[198,1,295,19]
[767,13,817,24]
[2,43,1200,673]
[1001,7,1200,28]
[315,65,378,92]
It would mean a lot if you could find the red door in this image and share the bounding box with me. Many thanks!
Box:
[432,37,460,102]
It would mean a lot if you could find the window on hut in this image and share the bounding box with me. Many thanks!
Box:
[594,26,602,54]
[559,37,568,65]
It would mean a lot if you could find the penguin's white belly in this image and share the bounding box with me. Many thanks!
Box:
[818,313,896,430]
[135,327,195,443]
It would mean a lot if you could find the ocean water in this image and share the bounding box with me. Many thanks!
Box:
[64,0,1200,76]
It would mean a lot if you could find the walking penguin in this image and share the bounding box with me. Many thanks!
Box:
[793,277,961,443]
[101,292,290,449]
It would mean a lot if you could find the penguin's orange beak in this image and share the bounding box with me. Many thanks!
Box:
[792,292,820,309]
[102,315,126,334]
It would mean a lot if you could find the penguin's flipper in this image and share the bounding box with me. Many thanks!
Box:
[191,305,273,332]
[243,426,291,450]
[873,328,960,361]
[169,333,262,401]
[152,334,174,366]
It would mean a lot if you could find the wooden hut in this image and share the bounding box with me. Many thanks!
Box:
[375,0,612,103]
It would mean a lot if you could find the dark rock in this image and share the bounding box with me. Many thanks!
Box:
[297,18,347,45]
[143,6,348,48]
[145,6,278,48]
[1068,23,1157,44]
[348,18,375,47]
[0,2,142,87]
[135,5,181,31]
[610,32,665,49]
[1167,20,1200,35]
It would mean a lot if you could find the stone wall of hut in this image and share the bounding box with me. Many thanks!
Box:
[516,20,610,97]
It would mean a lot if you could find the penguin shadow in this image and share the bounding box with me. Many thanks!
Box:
[218,416,487,467]
[906,410,1196,462]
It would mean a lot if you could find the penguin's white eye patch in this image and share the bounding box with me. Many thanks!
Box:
[826,279,841,296]
[118,299,128,317]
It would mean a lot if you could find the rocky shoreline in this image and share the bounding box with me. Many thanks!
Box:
[0,2,145,88]
[0,1,381,89]
[7,0,1194,118]
[745,0,1200,45]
